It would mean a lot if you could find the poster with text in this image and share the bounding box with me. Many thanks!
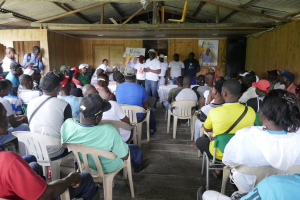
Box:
[198,40,218,66]
[125,47,146,68]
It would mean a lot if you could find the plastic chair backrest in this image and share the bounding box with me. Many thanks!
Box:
[148,96,156,110]
[12,131,61,164]
[100,120,132,133]
[214,133,235,153]
[120,105,146,124]
[254,112,262,126]
[62,143,118,182]
[171,100,197,117]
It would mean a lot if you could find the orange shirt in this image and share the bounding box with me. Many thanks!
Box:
[286,83,297,95]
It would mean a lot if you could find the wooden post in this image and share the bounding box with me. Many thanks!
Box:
[161,6,165,23]
[152,2,158,24]
[100,4,104,24]
[216,5,219,23]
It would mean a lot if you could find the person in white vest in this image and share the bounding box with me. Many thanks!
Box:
[91,59,108,85]
[158,54,168,87]
[144,49,161,109]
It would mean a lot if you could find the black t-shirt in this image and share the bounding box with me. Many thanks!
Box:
[246,97,263,112]
[70,85,83,97]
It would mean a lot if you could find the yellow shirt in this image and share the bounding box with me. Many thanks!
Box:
[204,102,255,160]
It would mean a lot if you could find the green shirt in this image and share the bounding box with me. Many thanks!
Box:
[77,73,90,86]
[168,87,183,102]
[61,119,129,173]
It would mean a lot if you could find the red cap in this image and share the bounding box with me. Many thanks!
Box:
[70,67,80,74]
[252,80,270,93]
[60,76,69,88]
[138,55,145,60]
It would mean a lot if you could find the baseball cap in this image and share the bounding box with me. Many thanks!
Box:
[60,65,70,72]
[252,79,270,93]
[112,66,117,70]
[138,55,145,60]
[79,94,111,118]
[124,67,136,77]
[279,70,295,82]
[24,68,35,76]
[25,62,38,69]
[60,76,69,88]
[148,49,155,53]
[10,63,22,70]
[239,72,250,77]
[78,64,89,70]
[159,54,164,58]
[70,67,80,75]
[40,71,65,92]
[209,67,216,71]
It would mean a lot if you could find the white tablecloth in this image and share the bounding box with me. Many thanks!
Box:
[158,85,178,103]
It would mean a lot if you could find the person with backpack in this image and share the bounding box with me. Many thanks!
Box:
[23,46,44,74]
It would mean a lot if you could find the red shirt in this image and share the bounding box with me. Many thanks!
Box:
[0,150,47,199]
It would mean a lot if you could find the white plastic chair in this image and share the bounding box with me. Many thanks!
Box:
[60,189,70,200]
[221,165,300,194]
[148,96,156,110]
[12,131,64,181]
[62,143,135,200]
[120,105,150,147]
[100,120,137,145]
[167,100,197,139]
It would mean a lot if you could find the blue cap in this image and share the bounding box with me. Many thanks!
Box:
[279,70,295,82]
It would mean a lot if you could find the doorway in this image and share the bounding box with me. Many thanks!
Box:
[143,40,168,60]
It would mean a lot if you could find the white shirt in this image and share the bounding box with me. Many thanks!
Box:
[223,126,300,192]
[18,89,42,104]
[135,62,146,80]
[102,101,131,142]
[0,97,13,116]
[91,64,108,84]
[173,88,198,115]
[274,82,285,90]
[168,60,184,78]
[239,86,258,103]
[2,56,17,72]
[159,60,168,77]
[145,58,161,81]
[127,61,136,68]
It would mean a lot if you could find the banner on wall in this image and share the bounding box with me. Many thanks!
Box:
[198,40,218,66]
[124,47,146,67]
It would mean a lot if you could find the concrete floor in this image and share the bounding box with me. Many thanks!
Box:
[60,104,234,199]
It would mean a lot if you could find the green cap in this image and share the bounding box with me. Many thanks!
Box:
[60,65,70,72]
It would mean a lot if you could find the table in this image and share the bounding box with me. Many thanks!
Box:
[158,85,178,103]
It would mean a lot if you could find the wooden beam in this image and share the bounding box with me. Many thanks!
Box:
[216,5,219,23]
[192,1,206,17]
[109,18,118,24]
[31,22,278,31]
[220,0,260,23]
[202,0,289,22]
[110,2,125,17]
[121,1,151,26]
[35,2,106,23]
[108,10,151,24]
[100,4,104,24]
[54,2,93,23]
[0,0,5,8]
[161,9,204,22]
[0,13,13,18]
[152,2,158,24]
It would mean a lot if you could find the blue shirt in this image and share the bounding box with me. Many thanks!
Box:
[241,173,300,200]
[4,93,22,115]
[5,72,20,88]
[23,53,44,73]
[115,82,148,118]
[183,59,200,78]
[58,95,82,117]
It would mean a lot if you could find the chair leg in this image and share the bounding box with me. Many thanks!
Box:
[173,116,178,139]
[50,158,63,181]
[198,150,201,158]
[167,110,171,133]
[201,153,205,175]
[132,127,138,145]
[146,116,150,142]
[206,156,210,190]
[103,176,114,200]
[190,117,194,141]
[123,167,128,179]
[126,162,135,198]
[137,124,142,148]
[221,166,231,194]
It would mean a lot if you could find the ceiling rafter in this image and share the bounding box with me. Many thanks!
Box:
[192,1,206,17]
[0,8,36,22]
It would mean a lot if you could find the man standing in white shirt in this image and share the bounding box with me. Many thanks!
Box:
[168,54,184,85]
[144,49,161,109]
[91,59,108,85]
[2,47,19,72]
[158,54,168,86]
[135,55,146,87]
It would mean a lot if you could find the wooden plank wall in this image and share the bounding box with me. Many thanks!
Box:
[246,20,300,84]
[0,29,49,72]
[0,43,6,61]
[168,39,227,77]
[47,31,80,72]
[77,39,143,69]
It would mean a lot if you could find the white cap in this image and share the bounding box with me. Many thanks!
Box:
[239,72,250,77]
[148,49,155,53]
[159,54,164,58]
[209,67,216,71]
[24,68,35,76]
[79,64,89,69]
[112,66,117,69]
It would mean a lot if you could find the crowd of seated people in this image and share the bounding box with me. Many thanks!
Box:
[1,44,300,200]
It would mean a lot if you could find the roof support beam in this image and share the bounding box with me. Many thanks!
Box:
[202,0,289,22]
[35,2,106,23]
[216,5,219,23]
[161,9,204,22]
[108,10,151,24]
[192,1,206,17]
[219,0,260,23]
[121,1,151,26]
[0,1,5,8]
[100,4,104,24]
[53,2,93,23]
[0,8,36,22]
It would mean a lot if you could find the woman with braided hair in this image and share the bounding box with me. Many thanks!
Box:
[222,89,300,192]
